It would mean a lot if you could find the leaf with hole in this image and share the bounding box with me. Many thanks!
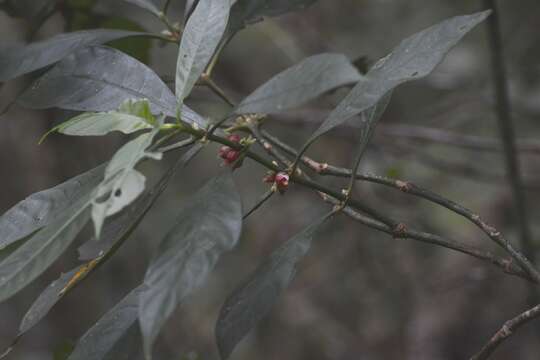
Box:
[307,11,490,144]
[139,172,242,360]
[0,30,145,82]
[176,0,230,104]
[18,46,207,128]
[215,212,332,360]
[91,128,162,238]
[236,53,361,114]
[17,148,203,339]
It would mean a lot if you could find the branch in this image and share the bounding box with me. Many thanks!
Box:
[470,303,540,360]
[327,196,533,283]
[261,129,540,283]
[180,125,400,229]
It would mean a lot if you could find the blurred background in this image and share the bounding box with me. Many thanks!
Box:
[2,0,540,359]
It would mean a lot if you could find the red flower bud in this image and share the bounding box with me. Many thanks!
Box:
[218,145,240,165]
[274,172,289,193]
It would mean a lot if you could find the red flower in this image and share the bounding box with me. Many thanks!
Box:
[275,172,289,193]
[218,133,242,166]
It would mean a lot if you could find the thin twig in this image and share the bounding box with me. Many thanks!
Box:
[261,129,540,283]
[326,197,533,282]
[243,189,275,219]
[470,303,540,360]
[484,0,536,267]
[181,125,400,229]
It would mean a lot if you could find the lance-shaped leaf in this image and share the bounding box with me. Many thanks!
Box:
[215,212,333,360]
[51,112,152,137]
[17,147,203,339]
[235,53,361,114]
[347,94,392,179]
[79,143,203,260]
[66,286,145,360]
[19,265,85,334]
[92,129,162,238]
[0,30,145,82]
[307,11,490,144]
[184,0,197,21]
[0,196,91,302]
[18,46,207,128]
[0,165,104,251]
[44,99,156,140]
[123,0,161,16]
[139,172,242,360]
[229,0,318,34]
[176,0,230,104]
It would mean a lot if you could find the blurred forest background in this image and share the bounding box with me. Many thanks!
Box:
[2,0,540,359]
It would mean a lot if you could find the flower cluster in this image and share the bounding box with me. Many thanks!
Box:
[218,134,242,166]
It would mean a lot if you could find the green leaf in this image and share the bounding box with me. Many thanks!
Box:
[19,265,85,334]
[0,196,91,303]
[44,99,156,140]
[18,46,207,128]
[139,172,242,360]
[79,143,203,260]
[122,0,160,16]
[17,147,203,337]
[307,11,490,143]
[348,94,392,173]
[229,0,317,33]
[50,113,150,138]
[118,98,156,123]
[215,212,333,360]
[235,53,361,114]
[91,129,162,238]
[66,286,144,360]
[176,0,230,104]
[0,30,145,82]
[0,165,104,251]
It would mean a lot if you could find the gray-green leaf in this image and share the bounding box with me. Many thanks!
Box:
[0,165,104,251]
[0,196,91,302]
[92,129,162,238]
[215,212,332,360]
[235,53,361,114]
[229,0,317,34]
[18,46,207,128]
[19,265,84,334]
[308,11,490,143]
[139,172,242,360]
[52,113,151,137]
[67,286,144,360]
[18,148,203,337]
[0,30,144,82]
[51,98,157,139]
[176,0,230,104]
